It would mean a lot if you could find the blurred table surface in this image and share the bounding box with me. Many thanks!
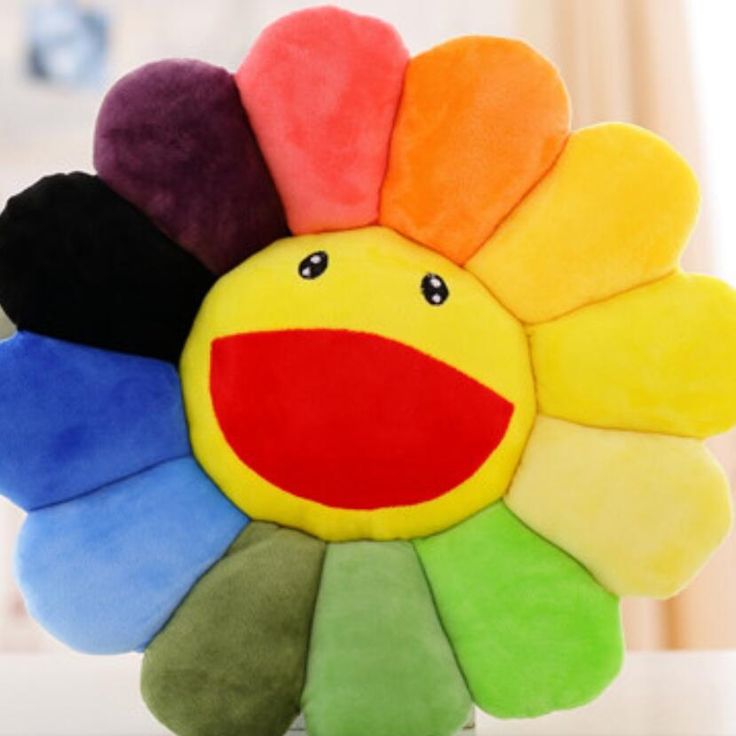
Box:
[0,650,734,735]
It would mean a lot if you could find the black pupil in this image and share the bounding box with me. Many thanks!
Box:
[421,273,449,305]
[299,251,328,279]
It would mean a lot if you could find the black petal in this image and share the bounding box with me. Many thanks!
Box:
[0,173,215,363]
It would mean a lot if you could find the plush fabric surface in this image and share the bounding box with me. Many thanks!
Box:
[141,522,324,736]
[0,173,214,362]
[1,7,735,731]
[302,541,471,736]
[506,417,732,598]
[236,7,407,234]
[180,226,535,540]
[210,329,513,510]
[0,332,189,510]
[531,272,736,437]
[15,457,247,654]
[467,123,700,323]
[95,59,289,274]
[415,502,623,718]
[380,36,569,263]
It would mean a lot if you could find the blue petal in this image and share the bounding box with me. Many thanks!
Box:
[0,331,190,510]
[15,457,248,654]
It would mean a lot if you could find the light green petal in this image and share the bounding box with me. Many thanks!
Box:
[415,502,623,718]
[303,541,472,736]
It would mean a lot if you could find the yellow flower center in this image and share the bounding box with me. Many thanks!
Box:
[180,226,536,540]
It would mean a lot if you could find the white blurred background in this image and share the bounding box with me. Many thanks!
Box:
[1,0,736,655]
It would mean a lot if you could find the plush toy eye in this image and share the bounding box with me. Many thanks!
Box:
[421,273,449,306]
[299,251,329,279]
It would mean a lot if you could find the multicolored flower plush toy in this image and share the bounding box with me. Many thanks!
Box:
[1,6,735,736]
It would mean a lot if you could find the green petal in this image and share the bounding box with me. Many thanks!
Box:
[141,522,325,736]
[302,541,472,736]
[414,502,623,718]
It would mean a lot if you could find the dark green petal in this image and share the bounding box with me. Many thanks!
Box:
[141,522,324,736]
[415,502,623,718]
[302,541,471,736]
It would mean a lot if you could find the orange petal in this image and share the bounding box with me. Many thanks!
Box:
[380,36,570,263]
[236,7,407,235]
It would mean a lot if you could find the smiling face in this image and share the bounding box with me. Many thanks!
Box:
[181,226,535,540]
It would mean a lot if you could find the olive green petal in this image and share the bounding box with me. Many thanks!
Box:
[141,522,325,736]
[414,502,623,719]
[302,541,472,736]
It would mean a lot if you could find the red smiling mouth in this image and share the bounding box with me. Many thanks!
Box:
[209,329,514,510]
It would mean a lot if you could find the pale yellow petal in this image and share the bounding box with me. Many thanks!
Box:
[506,416,732,598]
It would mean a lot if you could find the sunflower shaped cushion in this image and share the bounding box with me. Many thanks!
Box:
[1,6,735,736]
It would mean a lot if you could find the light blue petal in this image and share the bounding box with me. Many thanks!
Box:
[0,331,190,510]
[15,457,248,654]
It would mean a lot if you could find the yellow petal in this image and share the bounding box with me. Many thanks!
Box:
[466,123,700,323]
[531,272,736,438]
[506,416,732,598]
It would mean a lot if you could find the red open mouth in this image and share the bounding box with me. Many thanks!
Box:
[210,329,514,510]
